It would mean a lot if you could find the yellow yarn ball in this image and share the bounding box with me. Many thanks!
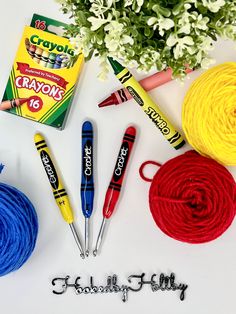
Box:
[182,62,236,166]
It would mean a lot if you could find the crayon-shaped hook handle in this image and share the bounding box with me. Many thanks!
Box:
[103,126,136,219]
[34,133,74,224]
[81,121,94,219]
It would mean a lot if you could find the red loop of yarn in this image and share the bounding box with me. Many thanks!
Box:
[140,150,236,244]
[139,160,162,182]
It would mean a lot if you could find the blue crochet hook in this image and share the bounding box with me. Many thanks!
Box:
[81,121,94,257]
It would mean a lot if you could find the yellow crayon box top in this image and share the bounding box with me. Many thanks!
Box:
[2,25,83,129]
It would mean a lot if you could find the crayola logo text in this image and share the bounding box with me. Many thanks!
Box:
[113,143,129,182]
[126,86,144,106]
[30,35,75,56]
[40,150,59,189]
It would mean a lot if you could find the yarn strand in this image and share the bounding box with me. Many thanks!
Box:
[139,160,162,182]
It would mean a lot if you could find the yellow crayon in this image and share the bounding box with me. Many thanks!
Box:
[33,47,43,64]
[108,57,185,150]
[34,133,85,258]
[39,50,49,67]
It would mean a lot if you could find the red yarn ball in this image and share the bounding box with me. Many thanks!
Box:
[140,151,236,244]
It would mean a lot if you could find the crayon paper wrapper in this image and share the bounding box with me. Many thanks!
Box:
[3,26,83,129]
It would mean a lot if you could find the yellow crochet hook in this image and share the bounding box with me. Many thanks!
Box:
[34,133,85,259]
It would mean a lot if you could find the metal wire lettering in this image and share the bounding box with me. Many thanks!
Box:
[52,273,188,302]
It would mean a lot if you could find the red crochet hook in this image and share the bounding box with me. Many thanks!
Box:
[93,126,136,256]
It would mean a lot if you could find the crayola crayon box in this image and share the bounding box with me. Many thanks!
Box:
[2,14,83,129]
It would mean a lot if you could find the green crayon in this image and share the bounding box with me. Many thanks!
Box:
[46,52,56,68]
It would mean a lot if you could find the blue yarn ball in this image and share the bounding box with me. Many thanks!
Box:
[0,183,38,276]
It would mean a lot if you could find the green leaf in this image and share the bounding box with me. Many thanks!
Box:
[172,2,184,15]
[197,5,208,15]
[144,26,154,38]
[159,6,171,17]
[84,49,94,61]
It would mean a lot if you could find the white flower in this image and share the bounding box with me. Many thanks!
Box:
[124,0,132,6]
[89,0,114,17]
[195,35,214,63]
[70,35,81,47]
[193,14,209,30]
[201,57,215,68]
[198,35,213,51]
[167,34,194,59]
[104,20,123,32]
[138,48,161,72]
[121,35,134,45]
[97,54,110,80]
[177,7,196,35]
[140,50,160,65]
[87,13,112,31]
[104,21,133,51]
[147,17,158,28]
[178,23,191,35]
[147,16,174,36]
[219,25,236,40]
[158,17,174,36]
[137,0,144,6]
[124,0,144,11]
[166,34,177,47]
[104,38,118,51]
[202,0,225,13]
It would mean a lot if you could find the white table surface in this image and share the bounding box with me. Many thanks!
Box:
[0,1,236,313]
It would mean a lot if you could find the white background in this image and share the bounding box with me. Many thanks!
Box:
[0,1,236,313]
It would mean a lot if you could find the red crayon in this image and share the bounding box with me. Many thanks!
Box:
[0,98,28,111]
[93,126,136,256]
[28,44,36,58]
[99,67,193,107]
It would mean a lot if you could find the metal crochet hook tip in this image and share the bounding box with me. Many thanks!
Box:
[69,223,85,259]
[85,217,89,257]
[93,218,107,257]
